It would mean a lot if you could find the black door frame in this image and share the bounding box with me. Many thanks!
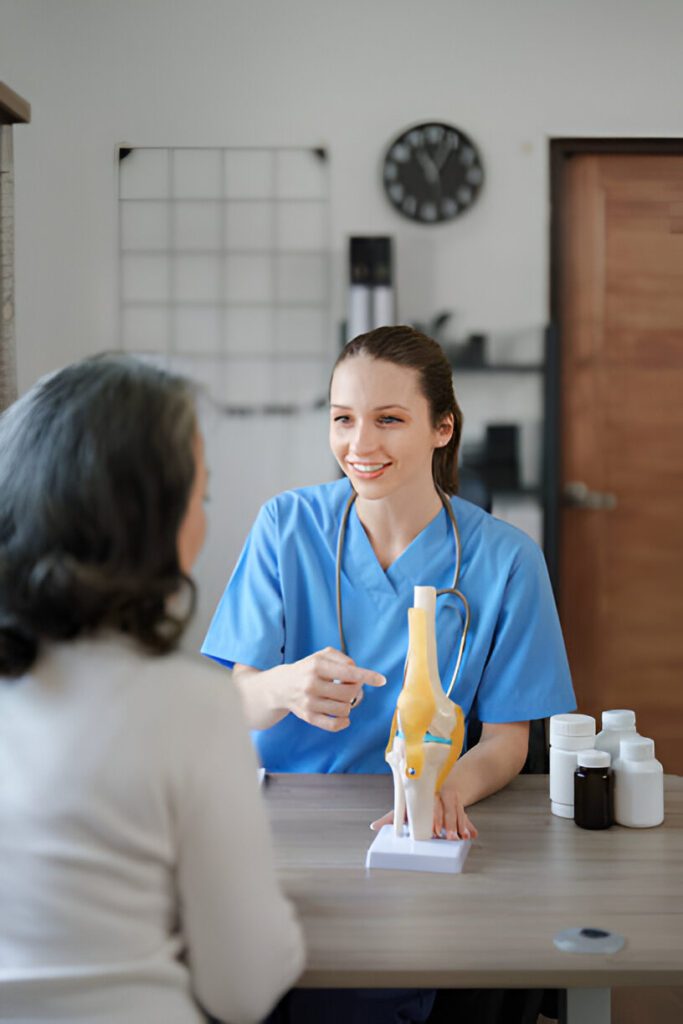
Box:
[545,137,683,595]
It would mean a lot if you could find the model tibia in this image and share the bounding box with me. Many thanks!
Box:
[388,739,452,841]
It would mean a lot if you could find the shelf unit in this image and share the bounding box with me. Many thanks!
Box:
[448,362,543,374]
[446,330,554,561]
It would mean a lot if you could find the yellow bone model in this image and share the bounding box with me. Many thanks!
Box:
[385,586,465,840]
[396,609,436,779]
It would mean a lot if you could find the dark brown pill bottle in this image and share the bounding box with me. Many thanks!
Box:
[574,749,613,830]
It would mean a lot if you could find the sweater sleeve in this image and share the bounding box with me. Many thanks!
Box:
[173,669,305,1023]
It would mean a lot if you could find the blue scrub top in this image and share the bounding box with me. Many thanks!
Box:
[202,478,576,773]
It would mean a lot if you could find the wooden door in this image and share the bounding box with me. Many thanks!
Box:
[558,152,683,774]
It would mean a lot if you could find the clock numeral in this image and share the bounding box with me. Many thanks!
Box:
[421,202,438,222]
[407,129,424,148]
[389,183,405,203]
[384,162,398,181]
[441,198,459,218]
[459,145,475,167]
[466,166,483,186]
[402,195,417,216]
[391,144,410,163]
[457,186,473,205]
[426,125,444,145]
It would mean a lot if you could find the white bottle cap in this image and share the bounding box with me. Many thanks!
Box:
[550,714,596,741]
[620,736,655,762]
[601,709,636,731]
[577,749,611,769]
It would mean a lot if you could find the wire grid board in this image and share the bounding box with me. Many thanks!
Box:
[118,146,333,408]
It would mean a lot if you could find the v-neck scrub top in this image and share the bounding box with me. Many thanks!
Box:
[202,478,575,774]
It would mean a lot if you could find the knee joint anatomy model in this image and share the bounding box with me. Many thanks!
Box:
[366,585,470,871]
[385,585,465,841]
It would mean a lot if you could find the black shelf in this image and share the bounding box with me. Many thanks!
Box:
[448,362,543,374]
[491,487,541,500]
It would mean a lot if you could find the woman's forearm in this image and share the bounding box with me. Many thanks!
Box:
[444,722,530,807]
[233,650,384,733]
[232,664,290,730]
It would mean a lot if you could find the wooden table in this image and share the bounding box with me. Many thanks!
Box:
[264,773,683,1024]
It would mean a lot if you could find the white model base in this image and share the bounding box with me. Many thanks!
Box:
[365,825,472,874]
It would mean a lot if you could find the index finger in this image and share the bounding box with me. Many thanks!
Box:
[328,663,386,688]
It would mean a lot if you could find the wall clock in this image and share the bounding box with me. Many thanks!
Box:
[382,122,484,224]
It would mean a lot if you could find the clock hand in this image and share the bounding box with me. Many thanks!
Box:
[416,147,439,186]
[434,137,452,172]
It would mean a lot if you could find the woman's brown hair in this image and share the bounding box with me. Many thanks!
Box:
[0,354,198,678]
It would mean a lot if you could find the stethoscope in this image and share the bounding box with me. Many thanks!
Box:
[335,485,470,700]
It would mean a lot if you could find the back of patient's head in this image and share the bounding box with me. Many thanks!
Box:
[0,354,198,679]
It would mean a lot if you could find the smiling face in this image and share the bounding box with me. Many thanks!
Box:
[329,355,453,502]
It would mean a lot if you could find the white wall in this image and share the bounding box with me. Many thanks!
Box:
[2,0,682,646]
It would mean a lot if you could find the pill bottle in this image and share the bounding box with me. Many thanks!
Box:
[549,714,596,818]
[594,709,637,762]
[613,736,664,828]
[574,749,613,830]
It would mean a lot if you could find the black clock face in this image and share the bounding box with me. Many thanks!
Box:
[382,122,484,224]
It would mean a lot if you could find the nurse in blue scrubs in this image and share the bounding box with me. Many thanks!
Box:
[203,325,575,1024]
[204,324,575,842]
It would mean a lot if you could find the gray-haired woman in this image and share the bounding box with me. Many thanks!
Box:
[0,355,304,1024]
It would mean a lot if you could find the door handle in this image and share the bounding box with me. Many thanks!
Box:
[562,481,618,510]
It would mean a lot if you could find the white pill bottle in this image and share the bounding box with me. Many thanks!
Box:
[613,736,664,828]
[594,709,637,761]
[549,714,596,818]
